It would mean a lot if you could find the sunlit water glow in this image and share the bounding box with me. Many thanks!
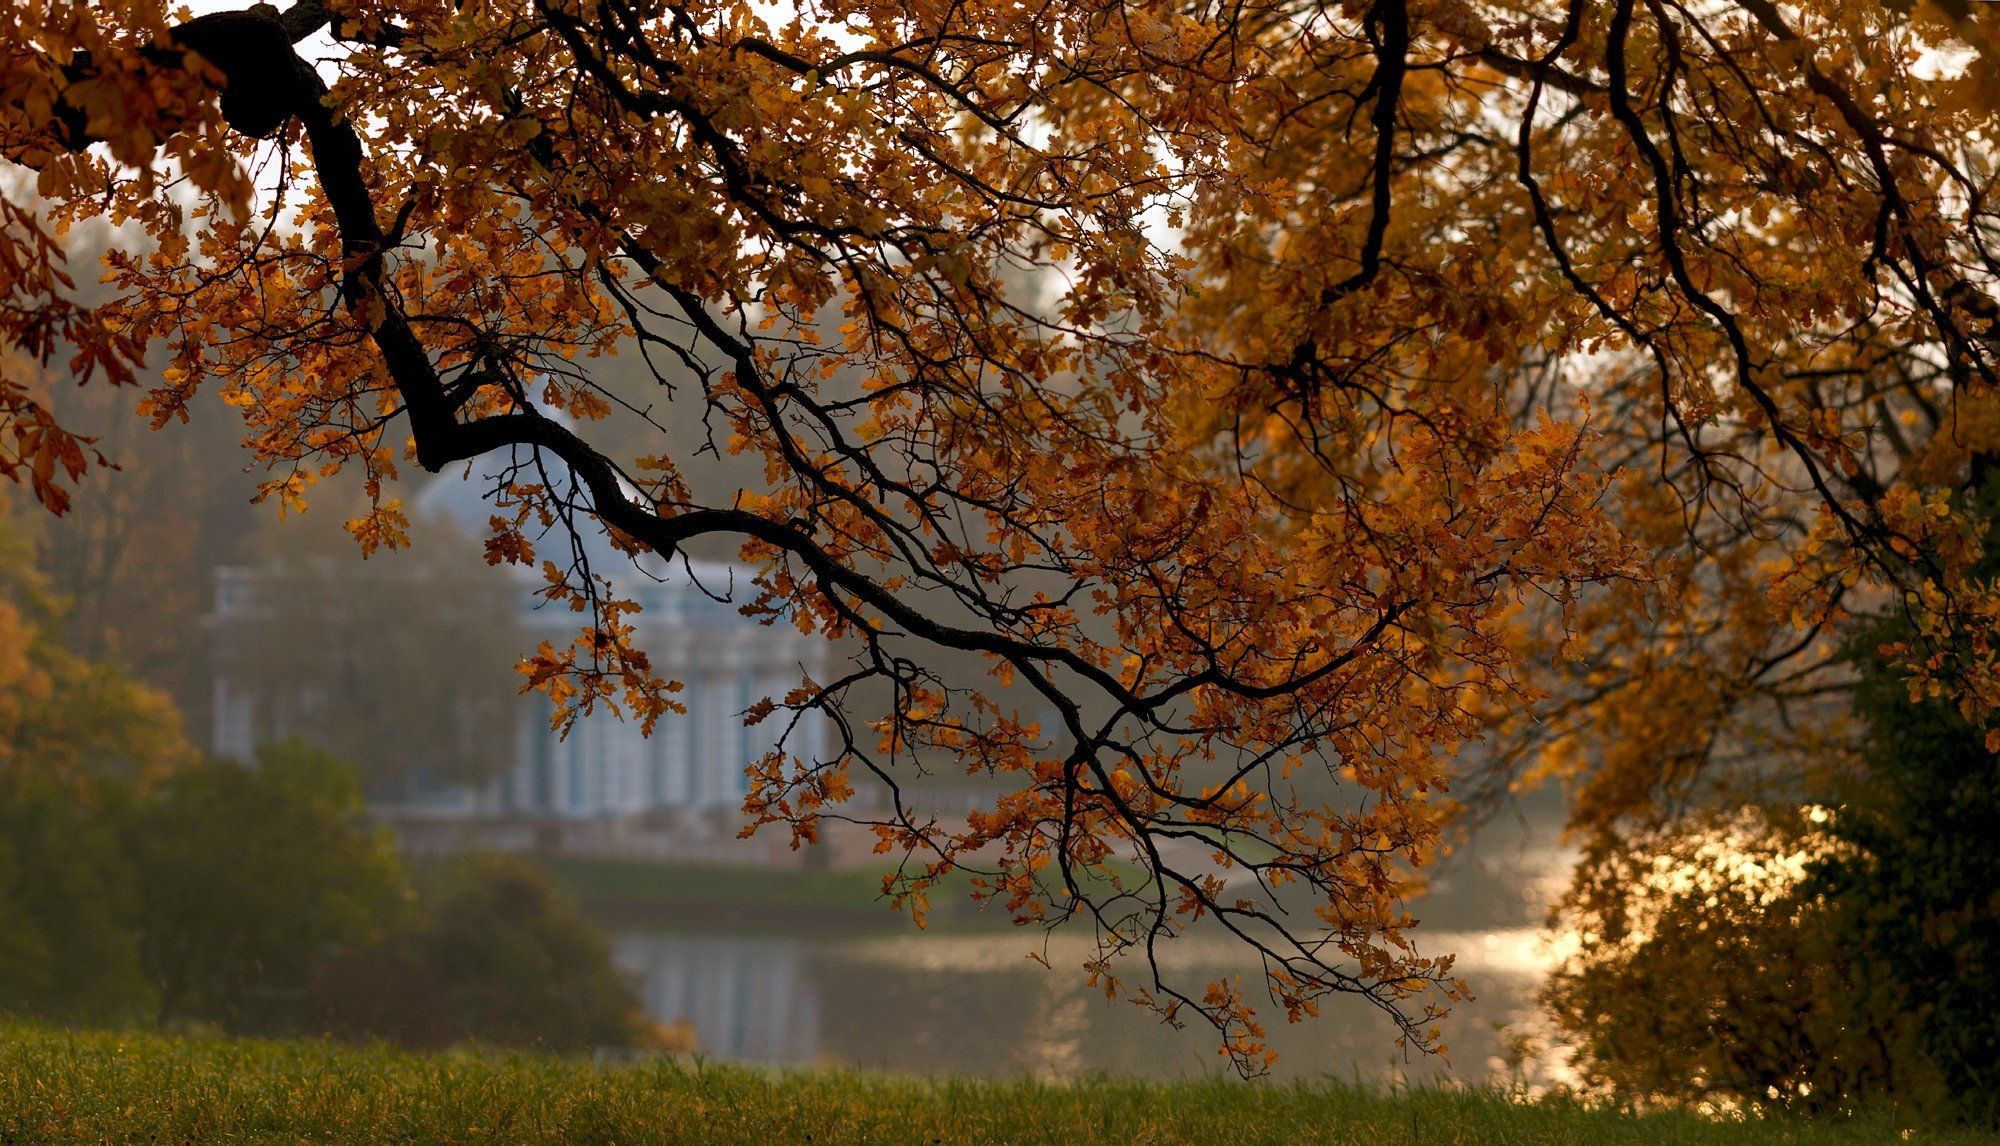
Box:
[609,922,1573,1086]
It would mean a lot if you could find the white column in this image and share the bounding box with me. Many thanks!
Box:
[704,670,734,809]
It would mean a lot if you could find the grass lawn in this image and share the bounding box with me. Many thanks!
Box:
[532,854,909,912]
[527,854,1144,932]
[525,854,962,930]
[1,1023,1987,1144]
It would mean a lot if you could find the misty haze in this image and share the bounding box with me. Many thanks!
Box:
[3,0,1997,1142]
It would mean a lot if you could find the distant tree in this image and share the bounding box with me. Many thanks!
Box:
[310,853,649,1053]
[212,498,527,792]
[30,364,264,706]
[0,497,194,790]
[0,497,189,1024]
[128,740,409,1031]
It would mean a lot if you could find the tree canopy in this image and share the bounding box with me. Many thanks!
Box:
[6,0,2000,1067]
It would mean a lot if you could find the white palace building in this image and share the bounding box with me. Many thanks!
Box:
[210,474,834,853]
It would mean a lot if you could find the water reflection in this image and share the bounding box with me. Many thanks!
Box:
[616,934,822,1065]
[610,926,1551,1084]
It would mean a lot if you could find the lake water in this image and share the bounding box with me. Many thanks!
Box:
[608,922,1561,1085]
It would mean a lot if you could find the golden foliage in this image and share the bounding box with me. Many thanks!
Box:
[4,0,2000,1066]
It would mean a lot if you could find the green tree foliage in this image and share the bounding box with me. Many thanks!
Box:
[2,500,646,1052]
[0,736,648,1052]
[310,853,649,1054]
[127,740,410,1031]
[0,769,151,1024]
[1802,628,2000,1123]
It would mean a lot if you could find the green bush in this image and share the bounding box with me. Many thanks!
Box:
[1543,810,1941,1116]
[0,735,646,1053]
[0,770,150,1023]
[310,853,650,1053]
[127,740,411,1032]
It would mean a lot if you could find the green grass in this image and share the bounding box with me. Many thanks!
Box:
[527,855,1142,932]
[1,1023,1988,1144]
[532,855,907,914]
[525,855,964,931]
